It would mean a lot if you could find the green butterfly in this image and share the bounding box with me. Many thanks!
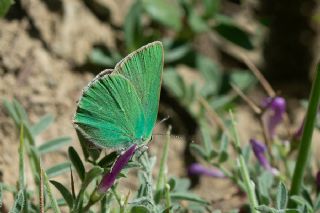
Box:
[73,41,164,149]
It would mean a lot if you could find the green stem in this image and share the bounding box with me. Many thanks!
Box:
[288,65,320,207]
[230,111,259,213]
[155,126,171,202]
[42,169,61,213]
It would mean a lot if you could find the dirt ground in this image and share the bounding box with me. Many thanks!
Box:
[0,0,318,211]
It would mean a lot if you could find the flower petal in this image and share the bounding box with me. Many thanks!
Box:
[188,163,225,178]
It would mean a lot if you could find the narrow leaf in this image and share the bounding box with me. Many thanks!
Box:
[31,114,54,136]
[276,182,288,209]
[50,180,73,208]
[214,18,253,50]
[170,192,209,205]
[74,166,104,211]
[46,162,71,178]
[0,0,13,17]
[218,133,229,163]
[98,151,118,168]
[42,169,61,213]
[10,189,24,213]
[38,137,71,154]
[68,147,85,181]
[142,0,183,31]
[82,166,104,190]
[3,99,19,126]
[13,99,29,125]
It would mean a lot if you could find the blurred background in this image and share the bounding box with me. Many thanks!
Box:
[0,0,319,210]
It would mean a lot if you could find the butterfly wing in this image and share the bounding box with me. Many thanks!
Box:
[73,71,145,149]
[114,41,164,139]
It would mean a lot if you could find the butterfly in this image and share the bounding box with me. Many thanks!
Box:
[73,41,164,150]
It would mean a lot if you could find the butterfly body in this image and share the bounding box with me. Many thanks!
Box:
[73,41,164,149]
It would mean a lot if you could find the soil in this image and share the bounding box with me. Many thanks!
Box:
[0,0,317,212]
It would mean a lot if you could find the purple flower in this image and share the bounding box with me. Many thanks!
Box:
[250,139,278,175]
[98,144,137,193]
[188,163,225,178]
[262,97,286,139]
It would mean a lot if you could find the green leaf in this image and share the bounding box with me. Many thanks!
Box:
[218,133,229,163]
[189,143,208,160]
[142,0,183,31]
[50,180,73,208]
[255,205,277,213]
[214,18,253,50]
[257,171,273,205]
[131,206,150,213]
[73,166,104,211]
[170,177,190,192]
[68,147,85,181]
[42,169,61,213]
[230,70,256,90]
[82,166,104,190]
[46,162,71,178]
[3,98,20,126]
[163,68,185,99]
[170,192,209,205]
[276,182,288,210]
[38,136,71,154]
[290,196,313,212]
[164,44,191,63]
[199,120,213,155]
[23,122,36,146]
[89,48,116,67]
[124,1,143,51]
[76,129,101,162]
[203,0,220,19]
[98,151,118,168]
[197,55,221,96]
[31,114,54,136]
[0,0,13,17]
[10,189,25,213]
[314,194,320,211]
[13,99,29,125]
[188,10,208,33]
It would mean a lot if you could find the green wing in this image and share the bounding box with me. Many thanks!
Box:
[73,71,145,149]
[115,41,164,139]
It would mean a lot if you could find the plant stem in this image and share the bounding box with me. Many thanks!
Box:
[230,111,259,213]
[288,65,320,207]
[155,126,171,202]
